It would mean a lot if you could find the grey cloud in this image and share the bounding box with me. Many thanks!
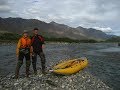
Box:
[0,0,6,5]
[92,0,120,18]
[0,5,10,12]
[0,0,11,13]
[0,0,120,35]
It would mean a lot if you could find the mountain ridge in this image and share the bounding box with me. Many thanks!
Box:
[0,17,113,40]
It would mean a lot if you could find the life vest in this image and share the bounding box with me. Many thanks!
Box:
[31,35,44,44]
[20,37,31,48]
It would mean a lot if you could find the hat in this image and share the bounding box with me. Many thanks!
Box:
[33,28,39,30]
[23,30,28,33]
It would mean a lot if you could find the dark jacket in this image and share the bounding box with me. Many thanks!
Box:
[31,35,45,53]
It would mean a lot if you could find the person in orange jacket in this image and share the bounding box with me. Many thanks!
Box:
[15,30,33,79]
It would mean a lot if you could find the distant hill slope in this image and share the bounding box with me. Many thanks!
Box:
[0,17,113,40]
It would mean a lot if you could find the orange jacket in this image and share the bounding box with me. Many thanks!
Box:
[16,37,33,55]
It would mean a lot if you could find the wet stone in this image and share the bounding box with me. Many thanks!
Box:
[0,70,113,90]
[0,85,2,89]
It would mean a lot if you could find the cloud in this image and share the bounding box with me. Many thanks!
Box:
[0,0,120,35]
[0,0,6,5]
[32,0,39,3]
[0,5,10,12]
[93,27,112,33]
[0,0,11,12]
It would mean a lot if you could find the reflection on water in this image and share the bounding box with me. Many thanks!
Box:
[98,47,120,52]
[0,43,120,90]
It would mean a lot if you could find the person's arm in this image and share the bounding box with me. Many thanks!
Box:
[39,35,45,44]
[30,46,33,56]
[16,39,21,57]
[41,36,45,48]
[30,39,33,56]
[38,35,45,48]
[42,44,45,48]
[42,36,45,44]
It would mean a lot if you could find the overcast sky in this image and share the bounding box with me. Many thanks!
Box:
[0,0,120,35]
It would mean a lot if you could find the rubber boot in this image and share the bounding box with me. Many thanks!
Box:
[14,61,23,79]
[40,52,46,74]
[26,60,31,78]
[32,57,37,75]
[41,60,46,74]
[26,68,29,78]
[34,70,37,75]
[32,62,37,75]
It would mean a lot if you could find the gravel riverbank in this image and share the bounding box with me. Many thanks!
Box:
[0,70,112,90]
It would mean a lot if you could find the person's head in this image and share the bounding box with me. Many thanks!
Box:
[23,30,29,38]
[33,28,39,35]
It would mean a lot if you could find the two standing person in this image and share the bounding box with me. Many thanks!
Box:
[15,28,46,79]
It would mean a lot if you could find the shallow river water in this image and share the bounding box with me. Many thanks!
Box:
[0,43,120,90]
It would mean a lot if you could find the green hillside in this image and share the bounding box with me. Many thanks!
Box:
[0,32,99,43]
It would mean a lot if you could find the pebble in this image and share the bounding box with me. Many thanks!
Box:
[0,70,113,90]
[14,82,19,86]
[61,85,65,88]
[0,85,2,88]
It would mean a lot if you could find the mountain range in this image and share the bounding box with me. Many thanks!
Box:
[0,17,113,40]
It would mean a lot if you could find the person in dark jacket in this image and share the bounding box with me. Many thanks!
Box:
[31,28,46,75]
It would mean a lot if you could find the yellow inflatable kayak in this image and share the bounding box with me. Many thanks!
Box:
[50,57,88,75]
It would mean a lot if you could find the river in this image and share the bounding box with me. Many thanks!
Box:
[0,43,120,90]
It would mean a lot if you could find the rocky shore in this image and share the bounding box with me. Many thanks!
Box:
[0,70,112,90]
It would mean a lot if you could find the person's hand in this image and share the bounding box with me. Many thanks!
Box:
[42,45,45,48]
[30,53,33,57]
[16,54,19,58]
